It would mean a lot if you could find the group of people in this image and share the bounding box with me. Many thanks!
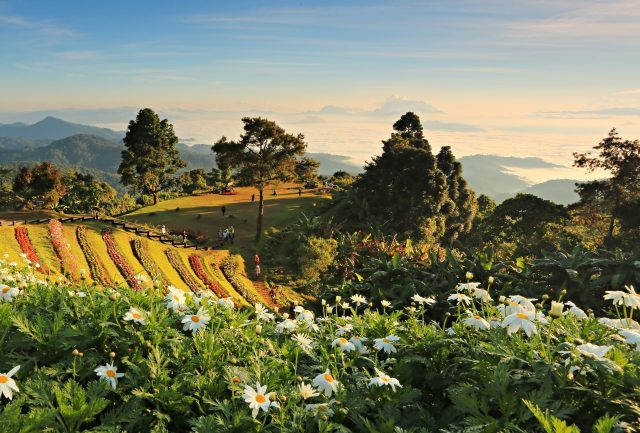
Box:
[218,226,235,244]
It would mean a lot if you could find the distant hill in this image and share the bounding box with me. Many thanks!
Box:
[497,179,581,205]
[0,117,123,142]
[0,136,52,149]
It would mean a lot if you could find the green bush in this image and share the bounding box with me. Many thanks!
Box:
[295,236,338,287]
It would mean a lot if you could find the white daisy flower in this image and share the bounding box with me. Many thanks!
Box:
[618,329,640,350]
[463,313,491,330]
[332,337,356,352]
[0,284,19,302]
[350,294,367,306]
[336,323,353,336]
[576,343,612,361]
[411,294,436,306]
[373,334,400,354]
[380,300,392,308]
[182,307,211,333]
[598,317,640,330]
[368,368,402,392]
[217,298,234,309]
[165,286,186,312]
[0,366,20,400]
[298,382,319,399]
[564,301,587,319]
[292,333,313,352]
[123,307,146,325]
[456,282,481,292]
[472,288,492,302]
[604,286,640,309]
[242,382,279,418]
[313,370,340,397]
[501,311,538,337]
[447,293,472,305]
[95,363,124,390]
[254,303,275,321]
[275,318,298,334]
[294,305,315,323]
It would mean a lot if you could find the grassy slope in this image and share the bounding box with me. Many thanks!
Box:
[143,239,190,292]
[28,225,60,275]
[0,226,24,264]
[123,184,330,254]
[110,229,153,289]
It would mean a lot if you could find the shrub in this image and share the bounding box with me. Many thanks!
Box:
[296,236,338,286]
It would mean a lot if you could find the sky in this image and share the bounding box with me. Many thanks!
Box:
[1,0,640,182]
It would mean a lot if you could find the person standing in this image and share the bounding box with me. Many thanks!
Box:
[298,188,302,197]
[251,194,255,203]
[221,205,226,217]
[254,254,260,267]
[161,225,166,237]
[182,230,188,244]
[255,263,261,277]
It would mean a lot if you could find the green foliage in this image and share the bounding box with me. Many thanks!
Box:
[574,129,640,247]
[13,162,66,209]
[118,108,186,205]
[58,172,117,214]
[295,236,338,288]
[345,112,476,245]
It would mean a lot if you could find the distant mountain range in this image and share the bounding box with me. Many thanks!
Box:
[458,155,580,205]
[0,116,582,204]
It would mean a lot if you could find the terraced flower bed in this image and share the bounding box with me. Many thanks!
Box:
[76,225,112,286]
[165,248,202,293]
[102,229,141,291]
[48,219,79,280]
[188,254,228,298]
[14,226,48,274]
[220,255,262,305]
[131,238,168,287]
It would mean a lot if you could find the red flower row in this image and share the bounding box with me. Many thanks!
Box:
[14,227,49,274]
[102,229,141,291]
[165,248,202,294]
[188,254,228,298]
[76,225,112,286]
[48,220,79,280]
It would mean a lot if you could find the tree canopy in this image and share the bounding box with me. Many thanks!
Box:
[348,112,476,245]
[213,117,307,241]
[118,108,186,204]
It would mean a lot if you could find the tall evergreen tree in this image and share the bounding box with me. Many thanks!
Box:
[213,117,307,242]
[118,108,186,204]
[351,112,476,243]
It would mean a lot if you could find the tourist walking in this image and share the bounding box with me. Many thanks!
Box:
[182,230,188,244]
[221,205,226,217]
[255,264,261,277]
[251,194,255,203]
[161,225,167,237]
[254,254,260,267]
[298,188,302,197]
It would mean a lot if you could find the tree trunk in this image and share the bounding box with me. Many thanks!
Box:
[153,192,159,205]
[255,188,264,242]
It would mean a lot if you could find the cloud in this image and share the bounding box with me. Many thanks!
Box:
[423,120,486,133]
[53,51,103,60]
[535,107,640,118]
[368,96,441,117]
[303,105,354,115]
[0,14,75,37]
[616,88,640,95]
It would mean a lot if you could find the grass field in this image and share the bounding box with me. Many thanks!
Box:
[123,184,331,255]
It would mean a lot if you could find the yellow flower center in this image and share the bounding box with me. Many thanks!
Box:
[0,375,7,384]
[106,369,117,378]
[191,315,200,323]
[516,313,528,319]
[1,287,8,293]
[380,376,389,382]
[132,312,141,319]
[474,315,482,320]
[508,301,519,306]
[173,295,180,302]
[383,338,391,343]
[255,394,267,403]
[323,373,334,383]
[338,338,348,345]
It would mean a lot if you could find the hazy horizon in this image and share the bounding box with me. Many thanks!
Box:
[2,0,639,182]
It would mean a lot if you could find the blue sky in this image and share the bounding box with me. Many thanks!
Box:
[1,0,639,181]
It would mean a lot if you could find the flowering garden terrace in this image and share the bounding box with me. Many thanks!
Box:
[0,257,639,432]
